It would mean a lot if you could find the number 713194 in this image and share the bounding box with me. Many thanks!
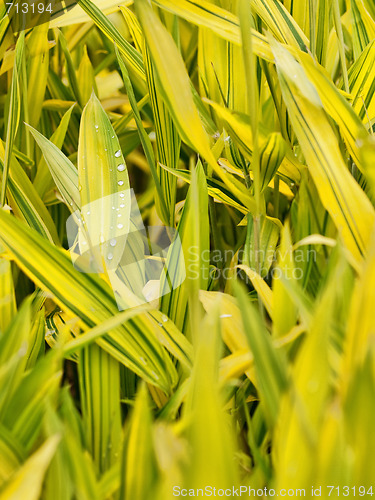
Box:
[6,2,54,14]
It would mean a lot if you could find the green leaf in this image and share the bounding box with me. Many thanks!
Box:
[271,38,375,264]
[120,384,157,500]
[234,281,288,426]
[1,32,24,207]
[0,210,179,393]
[0,436,60,500]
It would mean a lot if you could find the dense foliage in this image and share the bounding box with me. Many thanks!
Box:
[0,0,375,498]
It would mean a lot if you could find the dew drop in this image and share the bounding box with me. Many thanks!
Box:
[140,357,147,365]
[107,253,113,261]
[117,214,122,218]
[86,211,90,215]
[158,322,163,327]
[118,180,124,186]
[18,343,28,356]
[110,238,117,247]
[114,150,121,158]
[120,203,125,208]
[161,314,168,323]
[119,193,125,198]
[117,223,123,229]
[117,163,126,172]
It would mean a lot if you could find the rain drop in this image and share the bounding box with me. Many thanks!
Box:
[18,343,28,357]
[110,238,117,247]
[161,314,168,323]
[117,223,123,229]
[120,204,125,208]
[118,180,124,186]
[107,253,113,261]
[117,164,126,172]
[119,193,125,198]
[114,150,121,158]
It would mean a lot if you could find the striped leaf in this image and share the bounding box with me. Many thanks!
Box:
[0,209,179,393]
[0,32,24,207]
[152,0,274,61]
[134,0,215,165]
[235,282,288,427]
[0,436,59,500]
[0,142,60,244]
[271,39,375,264]
[160,161,209,333]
